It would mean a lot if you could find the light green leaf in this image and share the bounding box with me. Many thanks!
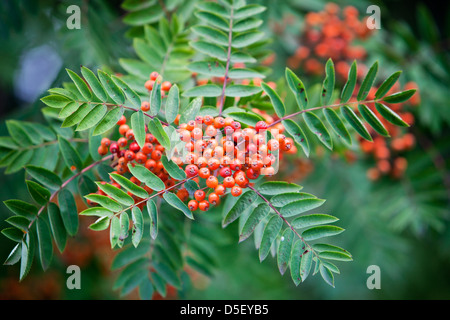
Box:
[323,108,352,144]
[76,104,107,131]
[280,198,326,218]
[163,192,194,220]
[301,225,344,241]
[131,110,146,149]
[66,69,92,100]
[128,164,165,192]
[146,200,158,240]
[93,107,124,135]
[258,181,302,196]
[239,203,270,243]
[285,68,308,110]
[131,206,144,248]
[223,190,257,227]
[165,85,180,124]
[303,111,333,150]
[95,182,135,207]
[292,214,339,229]
[282,120,310,156]
[259,215,283,262]
[81,66,108,102]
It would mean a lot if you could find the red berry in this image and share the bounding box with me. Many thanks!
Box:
[101,138,111,147]
[145,80,155,91]
[231,186,242,197]
[117,115,127,126]
[135,152,147,164]
[208,193,220,206]
[129,142,140,153]
[161,81,171,91]
[188,200,199,211]
[98,145,108,156]
[126,129,135,140]
[125,150,135,161]
[185,164,199,177]
[118,137,128,148]
[194,190,206,202]
[150,72,159,81]
[199,200,210,212]
[141,101,150,112]
[219,166,232,178]
[109,142,119,154]
[206,176,219,189]
[223,176,235,188]
[255,121,268,133]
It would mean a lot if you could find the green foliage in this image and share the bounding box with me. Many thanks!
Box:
[0,0,423,298]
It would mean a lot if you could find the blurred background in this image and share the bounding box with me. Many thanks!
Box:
[0,0,449,299]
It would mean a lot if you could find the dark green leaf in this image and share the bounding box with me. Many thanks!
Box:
[357,61,378,101]
[323,108,352,144]
[375,71,402,99]
[375,103,409,127]
[259,215,283,262]
[47,203,67,253]
[223,190,257,227]
[279,198,326,218]
[26,165,62,190]
[358,104,389,137]
[285,68,308,110]
[58,190,79,236]
[303,112,333,150]
[341,105,373,141]
[239,203,270,243]
[340,60,357,103]
[301,225,344,241]
[163,192,194,220]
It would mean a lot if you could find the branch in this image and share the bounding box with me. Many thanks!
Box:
[218,6,234,116]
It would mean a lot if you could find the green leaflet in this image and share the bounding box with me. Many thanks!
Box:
[291,214,339,229]
[321,59,335,105]
[47,203,67,253]
[301,225,345,242]
[146,199,158,240]
[98,70,125,105]
[277,228,295,275]
[81,66,107,102]
[112,75,141,108]
[58,136,82,170]
[131,206,144,248]
[147,118,170,151]
[224,85,262,97]
[259,215,283,262]
[26,165,62,190]
[165,85,180,124]
[282,119,310,156]
[95,182,135,207]
[239,203,270,243]
[286,68,308,110]
[4,199,37,221]
[258,181,302,196]
[183,84,222,97]
[84,193,122,212]
[357,61,378,101]
[290,240,304,286]
[303,111,333,150]
[222,190,257,227]
[279,198,326,218]
[191,25,228,46]
[300,249,313,282]
[320,264,335,287]
[20,232,35,281]
[341,105,373,141]
[382,89,417,104]
[150,78,162,116]
[111,173,149,199]
[323,108,352,145]
[128,164,165,191]
[79,207,114,218]
[61,103,91,128]
[375,103,409,127]
[179,97,202,124]
[163,192,194,220]
[340,60,357,103]
[66,69,92,100]
[93,107,124,136]
[89,216,111,231]
[41,95,71,109]
[131,110,147,149]
[261,82,285,118]
[26,180,51,206]
[58,189,79,236]
[358,104,390,137]
[270,192,316,207]
[161,156,186,180]
[110,216,121,249]
[36,214,53,271]
[76,104,107,132]
[375,71,402,99]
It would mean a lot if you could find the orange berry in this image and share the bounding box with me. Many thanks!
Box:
[150,72,159,81]
[194,190,206,202]
[199,167,211,179]
[215,184,226,196]
[231,186,242,197]
[161,81,171,91]
[188,200,198,211]
[206,176,219,189]
[119,124,130,136]
[117,115,127,126]
[141,101,150,112]
[199,200,210,212]
[208,193,220,206]
[145,80,155,91]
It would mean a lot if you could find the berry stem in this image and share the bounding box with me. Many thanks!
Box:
[218,6,234,116]
[268,98,379,128]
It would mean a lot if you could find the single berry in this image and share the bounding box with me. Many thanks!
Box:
[206,176,219,189]
[208,193,220,206]
[199,200,210,212]
[185,164,199,177]
[150,71,159,81]
[255,121,268,133]
[117,115,127,126]
[141,101,150,112]
[188,200,199,211]
[110,142,119,154]
[231,186,242,197]
[194,190,206,202]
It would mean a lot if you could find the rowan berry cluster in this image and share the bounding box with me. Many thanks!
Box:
[172,116,294,212]
[288,3,373,79]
